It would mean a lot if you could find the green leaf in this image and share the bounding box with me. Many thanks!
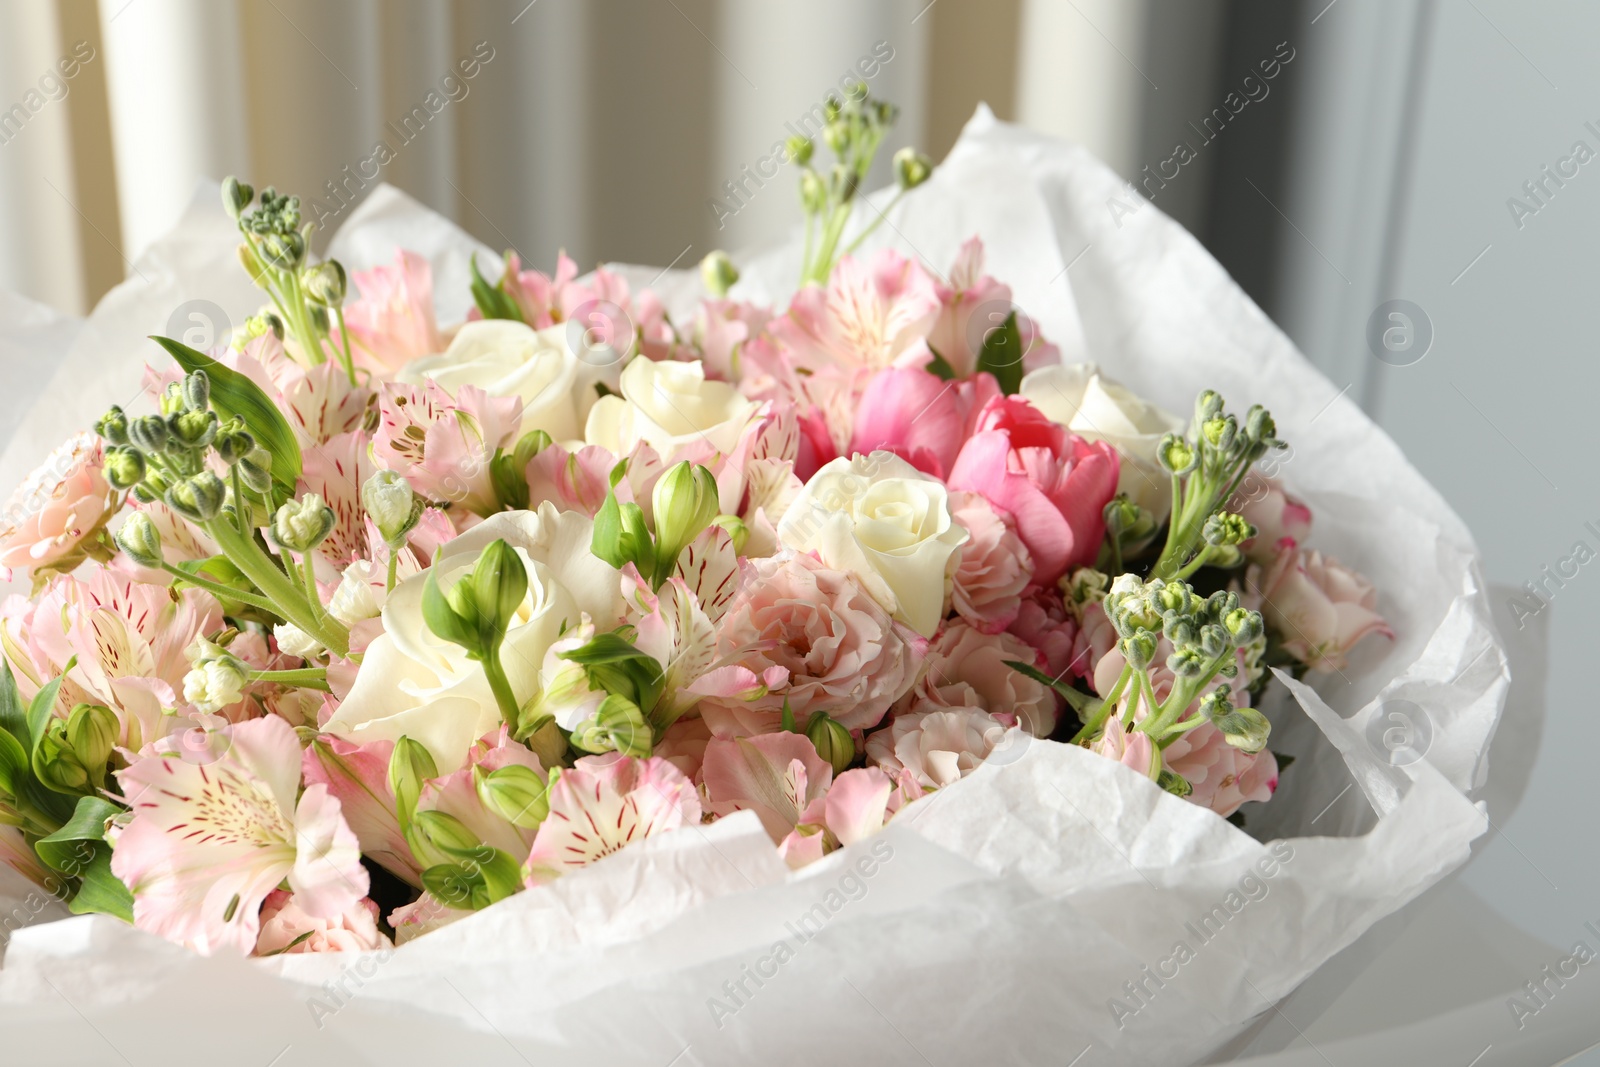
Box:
[151,335,303,506]
[35,795,121,872]
[66,848,133,922]
[26,670,67,757]
[0,726,27,799]
[1003,659,1092,714]
[0,660,26,749]
[468,254,524,323]
[975,310,1024,395]
[923,346,956,381]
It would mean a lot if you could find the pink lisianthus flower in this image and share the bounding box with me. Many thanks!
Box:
[1006,589,1087,681]
[523,755,700,886]
[769,249,941,373]
[948,395,1120,585]
[654,715,712,781]
[1235,473,1313,564]
[950,490,1033,633]
[371,379,519,518]
[0,431,118,579]
[906,619,1058,737]
[702,732,833,844]
[342,250,442,372]
[111,714,368,956]
[1247,547,1392,672]
[255,890,391,955]
[701,553,925,736]
[866,705,1014,790]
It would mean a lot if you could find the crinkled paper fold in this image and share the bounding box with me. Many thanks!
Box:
[0,107,1508,1066]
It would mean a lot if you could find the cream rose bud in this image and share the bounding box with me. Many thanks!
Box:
[585,358,758,458]
[400,319,613,441]
[777,451,968,638]
[1020,362,1185,521]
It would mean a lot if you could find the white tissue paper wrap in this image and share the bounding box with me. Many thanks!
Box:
[0,107,1508,1066]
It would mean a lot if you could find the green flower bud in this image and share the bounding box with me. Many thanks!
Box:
[474,763,550,830]
[238,449,273,493]
[1202,415,1238,454]
[96,406,130,446]
[1194,389,1223,425]
[104,446,147,490]
[414,809,482,853]
[570,694,653,758]
[834,164,860,202]
[182,370,210,412]
[114,512,164,568]
[1157,769,1192,797]
[822,95,842,123]
[1166,647,1207,678]
[32,726,89,793]
[1122,631,1158,670]
[651,462,720,581]
[806,712,855,776]
[1163,616,1197,649]
[1202,512,1255,548]
[1198,624,1229,659]
[472,539,529,646]
[222,176,255,220]
[167,409,219,451]
[270,494,335,553]
[1205,590,1240,620]
[893,147,933,190]
[799,169,827,214]
[128,414,170,454]
[1244,404,1276,445]
[1224,607,1263,644]
[710,514,749,554]
[785,134,813,166]
[214,419,257,465]
[302,260,347,307]
[134,468,171,503]
[160,380,185,415]
[1157,433,1197,476]
[237,242,268,286]
[388,735,438,833]
[259,230,306,271]
[66,703,118,787]
[1201,691,1270,753]
[166,472,227,523]
[700,251,739,298]
[361,470,422,548]
[422,539,529,659]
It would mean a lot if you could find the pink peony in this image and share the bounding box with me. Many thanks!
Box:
[865,705,1012,790]
[255,890,391,955]
[523,755,700,885]
[370,378,519,517]
[1236,473,1313,564]
[1247,547,1392,672]
[1007,589,1087,681]
[0,432,118,579]
[342,250,442,372]
[654,715,712,780]
[111,715,368,956]
[947,395,1119,585]
[769,249,941,373]
[906,619,1058,737]
[949,491,1033,633]
[702,553,925,735]
[849,365,962,477]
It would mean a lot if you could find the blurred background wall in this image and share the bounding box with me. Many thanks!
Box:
[0,2,1596,1058]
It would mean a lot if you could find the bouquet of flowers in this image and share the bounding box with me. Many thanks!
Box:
[0,98,1505,1066]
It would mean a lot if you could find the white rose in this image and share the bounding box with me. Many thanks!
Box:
[401,319,616,441]
[777,451,968,638]
[323,504,622,772]
[585,358,757,458]
[1020,362,1184,521]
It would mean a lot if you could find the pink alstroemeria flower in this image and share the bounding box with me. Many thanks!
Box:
[112,715,368,956]
[342,250,442,372]
[702,732,833,844]
[771,249,941,373]
[523,756,701,886]
[371,379,519,518]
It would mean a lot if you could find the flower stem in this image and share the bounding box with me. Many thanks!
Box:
[207,520,348,657]
[160,563,281,616]
[479,650,521,732]
[248,667,329,686]
[386,550,399,594]
[331,305,359,387]
[1070,663,1132,745]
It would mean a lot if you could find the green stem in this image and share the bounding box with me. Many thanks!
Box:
[1107,528,1124,576]
[331,305,359,387]
[1172,545,1215,582]
[230,465,249,537]
[207,520,348,656]
[1070,663,1133,745]
[386,550,399,594]
[160,563,281,615]
[479,651,521,732]
[299,551,326,630]
[841,189,905,255]
[248,667,329,685]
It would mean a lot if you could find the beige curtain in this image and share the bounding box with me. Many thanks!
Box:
[0,0,1160,317]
